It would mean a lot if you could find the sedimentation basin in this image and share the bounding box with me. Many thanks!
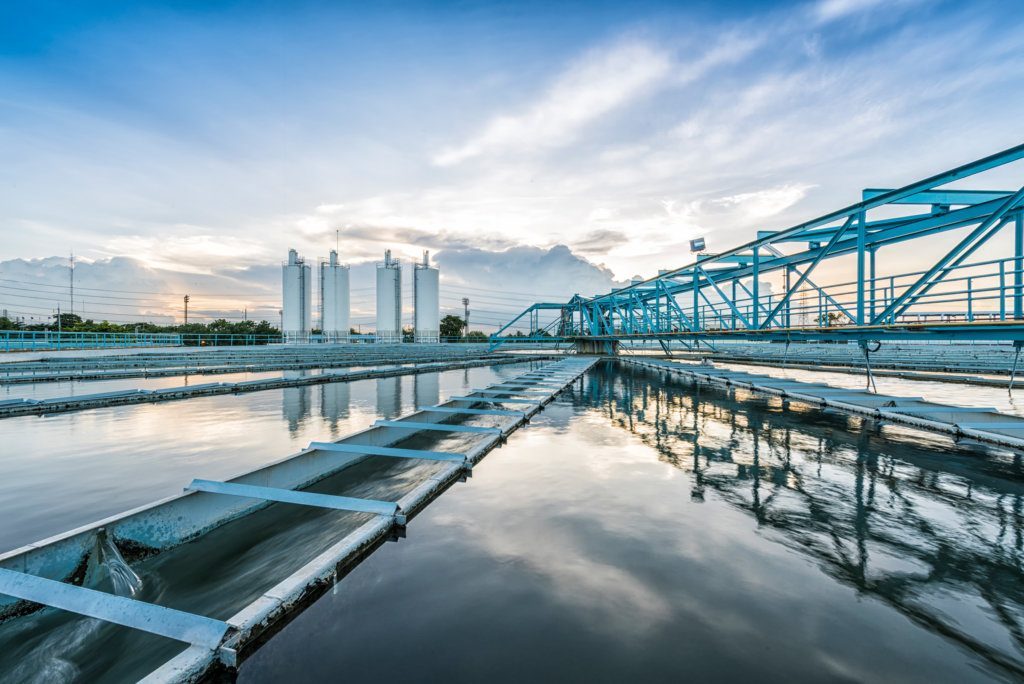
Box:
[1,354,1023,682]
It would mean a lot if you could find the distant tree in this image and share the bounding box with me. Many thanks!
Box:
[440,314,464,339]
[0,316,20,331]
[818,312,847,327]
[466,330,487,342]
[53,312,83,330]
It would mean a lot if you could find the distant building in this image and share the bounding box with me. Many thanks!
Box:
[282,249,311,342]
[320,250,350,342]
[375,250,401,343]
[413,251,439,343]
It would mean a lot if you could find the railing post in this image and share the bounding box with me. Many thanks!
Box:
[856,210,866,325]
[1000,260,1006,320]
[868,246,877,323]
[731,279,737,329]
[784,265,791,328]
[752,247,760,329]
[889,276,896,323]
[1016,211,1023,320]
[967,277,973,322]
[692,270,699,332]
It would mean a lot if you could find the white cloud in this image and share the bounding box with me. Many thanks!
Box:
[814,0,889,23]
[433,41,673,166]
[711,183,817,220]
[101,233,274,274]
[3,2,1022,301]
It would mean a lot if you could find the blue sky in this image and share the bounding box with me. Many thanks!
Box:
[1,0,1023,326]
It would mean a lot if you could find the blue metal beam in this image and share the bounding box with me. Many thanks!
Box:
[862,188,1013,205]
[187,479,401,518]
[491,144,1024,347]
[0,568,228,648]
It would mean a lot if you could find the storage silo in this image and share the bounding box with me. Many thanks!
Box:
[375,249,402,343]
[413,250,440,343]
[320,250,350,342]
[282,249,311,342]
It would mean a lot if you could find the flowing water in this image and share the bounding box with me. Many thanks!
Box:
[98,532,143,598]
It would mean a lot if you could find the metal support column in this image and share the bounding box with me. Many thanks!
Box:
[752,247,760,329]
[869,246,877,322]
[856,211,866,325]
[1016,212,1023,320]
[692,269,700,332]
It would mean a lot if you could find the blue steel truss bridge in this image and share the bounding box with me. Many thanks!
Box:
[491,143,1024,356]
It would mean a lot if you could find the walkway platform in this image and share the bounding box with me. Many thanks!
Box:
[622,358,1024,450]
[0,355,556,419]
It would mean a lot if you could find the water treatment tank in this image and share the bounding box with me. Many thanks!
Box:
[413,251,440,343]
[282,249,312,342]
[320,250,350,342]
[375,250,402,343]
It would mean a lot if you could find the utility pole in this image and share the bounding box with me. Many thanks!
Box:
[183,295,190,325]
[462,297,470,339]
[69,252,75,317]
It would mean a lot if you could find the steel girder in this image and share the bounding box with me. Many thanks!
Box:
[490,143,1024,349]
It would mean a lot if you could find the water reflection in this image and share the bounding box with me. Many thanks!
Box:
[586,362,1024,678]
[414,373,440,408]
[320,382,351,430]
[376,377,402,419]
[281,386,312,432]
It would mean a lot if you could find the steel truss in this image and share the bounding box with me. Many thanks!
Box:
[491,144,1024,350]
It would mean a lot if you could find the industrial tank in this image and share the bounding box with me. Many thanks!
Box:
[282,249,312,342]
[320,250,350,342]
[375,250,402,343]
[413,251,440,343]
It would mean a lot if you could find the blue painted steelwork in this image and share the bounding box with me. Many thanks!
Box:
[467,388,553,396]
[416,406,527,417]
[0,567,228,648]
[372,420,502,434]
[0,331,183,352]
[447,396,542,404]
[308,442,469,464]
[186,479,402,519]
[490,144,1024,349]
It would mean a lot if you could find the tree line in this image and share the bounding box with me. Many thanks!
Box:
[0,312,280,337]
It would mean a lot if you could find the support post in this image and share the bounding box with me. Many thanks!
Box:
[784,266,792,328]
[730,279,737,330]
[752,247,760,329]
[856,211,866,325]
[692,270,699,332]
[1000,260,1006,320]
[1016,212,1023,320]
[967,277,973,322]
[869,246,877,323]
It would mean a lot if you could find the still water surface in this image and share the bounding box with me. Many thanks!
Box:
[0,363,536,552]
[241,361,1024,683]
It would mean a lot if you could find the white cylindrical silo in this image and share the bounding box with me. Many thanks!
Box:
[320,250,350,342]
[413,251,440,343]
[282,248,312,342]
[375,250,402,343]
